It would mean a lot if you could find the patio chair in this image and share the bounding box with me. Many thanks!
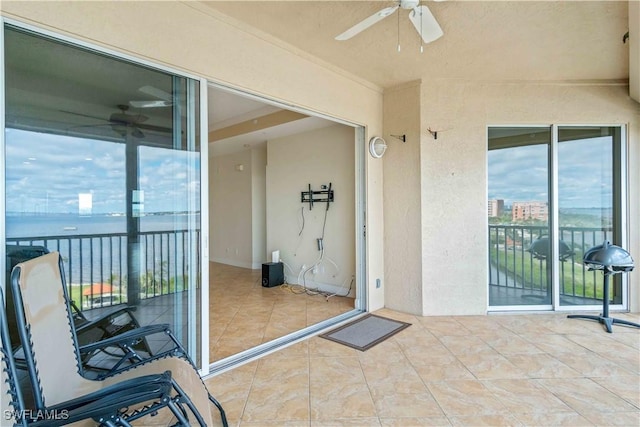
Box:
[10,251,228,426]
[6,244,153,374]
[1,287,195,427]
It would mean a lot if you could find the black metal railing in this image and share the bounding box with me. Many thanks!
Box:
[7,229,200,311]
[488,224,612,301]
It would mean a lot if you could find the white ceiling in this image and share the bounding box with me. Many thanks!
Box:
[208,85,338,157]
[202,1,629,88]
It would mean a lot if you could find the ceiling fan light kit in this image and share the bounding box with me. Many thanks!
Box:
[335,0,443,51]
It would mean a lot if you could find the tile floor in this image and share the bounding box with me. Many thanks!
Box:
[205,308,640,427]
[209,262,355,362]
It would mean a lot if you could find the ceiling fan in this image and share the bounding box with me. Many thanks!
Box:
[129,85,172,109]
[335,0,443,49]
[64,105,152,139]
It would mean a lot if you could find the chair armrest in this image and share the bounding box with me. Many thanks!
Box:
[75,306,140,333]
[79,323,172,354]
[28,371,173,426]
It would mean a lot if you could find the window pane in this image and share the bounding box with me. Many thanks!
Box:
[557,126,621,306]
[488,127,551,307]
[4,26,202,365]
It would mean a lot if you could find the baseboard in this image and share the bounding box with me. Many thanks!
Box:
[210,256,255,270]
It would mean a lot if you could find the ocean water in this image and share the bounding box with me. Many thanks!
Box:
[6,213,197,238]
[6,213,201,288]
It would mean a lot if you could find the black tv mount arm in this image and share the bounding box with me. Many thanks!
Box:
[301,183,334,211]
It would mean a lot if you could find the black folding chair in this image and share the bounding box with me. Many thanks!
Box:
[6,244,153,373]
[10,251,228,426]
[1,287,193,426]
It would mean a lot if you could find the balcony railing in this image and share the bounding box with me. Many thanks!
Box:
[7,229,200,312]
[488,224,614,302]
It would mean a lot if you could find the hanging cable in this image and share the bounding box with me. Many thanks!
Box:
[298,206,305,236]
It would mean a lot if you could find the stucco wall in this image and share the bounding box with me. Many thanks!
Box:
[418,80,639,315]
[1,0,385,311]
[383,81,423,314]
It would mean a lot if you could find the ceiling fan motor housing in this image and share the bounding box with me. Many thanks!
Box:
[400,0,420,9]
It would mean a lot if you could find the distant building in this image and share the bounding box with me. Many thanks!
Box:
[488,199,504,217]
[512,201,548,221]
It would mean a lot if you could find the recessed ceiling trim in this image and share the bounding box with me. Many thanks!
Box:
[209,109,307,142]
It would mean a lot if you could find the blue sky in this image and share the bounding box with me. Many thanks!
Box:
[5,129,200,214]
[488,136,613,209]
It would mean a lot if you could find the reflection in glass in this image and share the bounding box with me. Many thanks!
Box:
[558,127,621,306]
[4,26,202,365]
[487,127,551,306]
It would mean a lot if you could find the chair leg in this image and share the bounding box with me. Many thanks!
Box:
[167,399,193,426]
[209,393,229,427]
[170,379,207,426]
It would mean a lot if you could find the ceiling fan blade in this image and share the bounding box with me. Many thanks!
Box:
[335,5,399,41]
[129,100,172,108]
[409,5,443,44]
[138,85,172,102]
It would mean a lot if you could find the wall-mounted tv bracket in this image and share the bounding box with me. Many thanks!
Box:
[301,182,334,211]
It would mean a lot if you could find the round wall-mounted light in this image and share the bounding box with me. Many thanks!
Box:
[368,136,387,158]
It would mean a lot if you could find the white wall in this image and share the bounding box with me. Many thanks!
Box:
[251,148,267,267]
[209,149,253,268]
[266,124,355,296]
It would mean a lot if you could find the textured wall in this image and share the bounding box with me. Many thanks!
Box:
[383,81,423,315]
[418,80,639,315]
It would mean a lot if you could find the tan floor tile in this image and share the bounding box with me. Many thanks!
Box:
[311,418,381,426]
[241,421,309,427]
[203,270,640,427]
[413,359,475,381]
[478,333,545,355]
[590,375,640,407]
[552,351,636,377]
[505,353,582,379]
[457,352,528,380]
[243,380,310,421]
[448,414,523,426]
[310,384,377,420]
[371,392,444,418]
[537,378,638,413]
[482,378,571,413]
[580,411,640,426]
[513,411,594,426]
[438,335,496,356]
[401,344,457,366]
[379,417,451,427]
[426,380,509,416]
[309,336,358,357]
[417,317,473,336]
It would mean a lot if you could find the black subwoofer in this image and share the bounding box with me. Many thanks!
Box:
[262,262,284,288]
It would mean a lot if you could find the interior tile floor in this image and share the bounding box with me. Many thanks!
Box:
[205,308,640,427]
[209,262,355,362]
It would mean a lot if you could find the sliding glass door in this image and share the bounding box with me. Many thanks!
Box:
[488,125,627,311]
[3,25,204,366]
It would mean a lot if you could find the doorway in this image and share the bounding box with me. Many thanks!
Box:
[207,85,363,363]
[487,125,628,311]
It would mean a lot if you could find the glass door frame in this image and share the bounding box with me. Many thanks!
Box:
[486,124,629,313]
[0,17,211,375]
[206,81,368,376]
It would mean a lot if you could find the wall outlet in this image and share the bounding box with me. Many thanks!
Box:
[312,266,318,275]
